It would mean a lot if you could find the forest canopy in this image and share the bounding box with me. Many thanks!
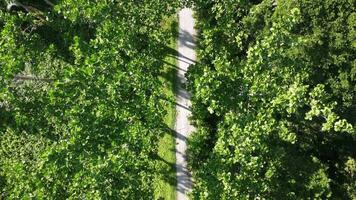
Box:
[0,0,179,198]
[0,0,355,199]
[187,0,356,199]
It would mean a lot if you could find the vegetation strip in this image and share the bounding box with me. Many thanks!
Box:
[154,14,179,200]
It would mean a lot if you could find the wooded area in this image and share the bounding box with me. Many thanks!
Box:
[0,0,179,198]
[187,0,355,199]
[0,0,355,199]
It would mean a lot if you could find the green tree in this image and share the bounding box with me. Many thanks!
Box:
[0,0,179,198]
[187,0,356,199]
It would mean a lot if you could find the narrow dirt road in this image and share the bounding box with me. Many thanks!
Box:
[175,8,196,200]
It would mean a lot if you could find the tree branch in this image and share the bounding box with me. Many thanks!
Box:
[7,0,29,12]
[13,75,54,82]
[44,0,54,7]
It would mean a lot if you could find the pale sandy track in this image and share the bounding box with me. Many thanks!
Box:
[175,8,196,200]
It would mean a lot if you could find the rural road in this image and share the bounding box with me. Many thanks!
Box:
[175,8,196,200]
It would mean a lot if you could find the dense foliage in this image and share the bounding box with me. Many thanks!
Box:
[0,0,179,198]
[187,0,356,199]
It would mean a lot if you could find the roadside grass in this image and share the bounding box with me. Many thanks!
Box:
[153,14,179,200]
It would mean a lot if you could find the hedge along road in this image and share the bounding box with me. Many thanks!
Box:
[175,8,196,200]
